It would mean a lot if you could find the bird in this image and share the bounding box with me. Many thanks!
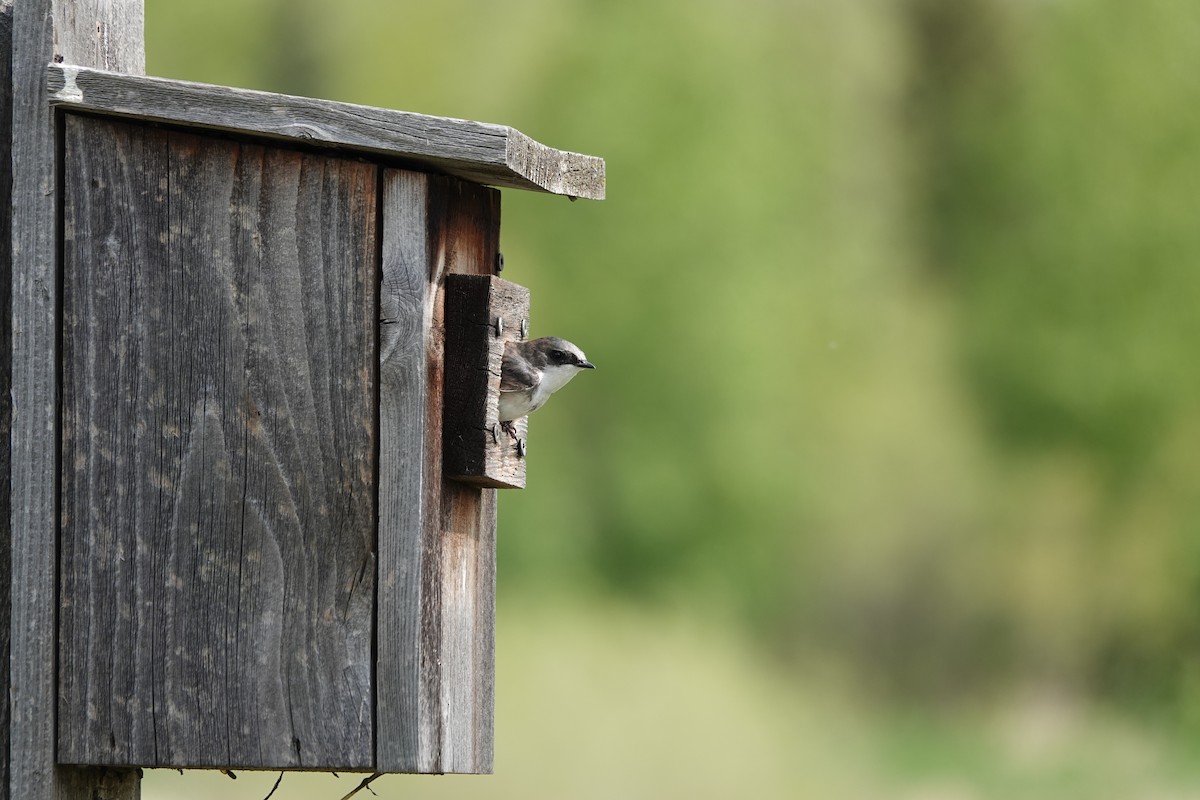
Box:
[499,336,595,437]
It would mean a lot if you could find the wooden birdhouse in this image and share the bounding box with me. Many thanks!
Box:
[2,1,604,797]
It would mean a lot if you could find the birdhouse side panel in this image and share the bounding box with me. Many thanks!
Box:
[375,170,498,774]
[58,114,378,770]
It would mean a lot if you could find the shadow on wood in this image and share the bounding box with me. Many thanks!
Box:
[443,275,531,489]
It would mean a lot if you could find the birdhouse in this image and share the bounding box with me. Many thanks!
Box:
[4,1,604,796]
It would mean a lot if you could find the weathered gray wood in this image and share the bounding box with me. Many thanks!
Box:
[0,4,13,797]
[10,4,62,794]
[443,275,530,489]
[45,63,606,200]
[49,1,144,76]
[57,114,377,770]
[376,172,497,774]
[376,169,436,773]
[10,1,143,797]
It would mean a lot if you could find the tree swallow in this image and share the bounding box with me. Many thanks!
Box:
[499,336,595,435]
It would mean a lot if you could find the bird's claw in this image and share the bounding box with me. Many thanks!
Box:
[500,420,519,440]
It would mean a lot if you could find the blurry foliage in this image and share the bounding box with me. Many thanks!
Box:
[909,0,1200,471]
[144,602,1200,800]
[903,0,1200,708]
[147,0,1200,714]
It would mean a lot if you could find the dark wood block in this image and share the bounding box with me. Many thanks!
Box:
[442,275,531,489]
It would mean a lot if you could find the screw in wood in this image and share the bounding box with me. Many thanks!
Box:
[495,251,505,274]
[517,438,527,458]
[494,317,504,337]
[492,424,500,444]
[520,318,529,339]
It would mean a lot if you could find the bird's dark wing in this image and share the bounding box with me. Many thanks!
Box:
[500,355,541,393]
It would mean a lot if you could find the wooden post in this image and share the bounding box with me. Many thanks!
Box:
[0,6,13,798]
[8,0,144,797]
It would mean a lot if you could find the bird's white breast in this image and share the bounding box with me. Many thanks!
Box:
[498,364,582,421]
[537,364,583,398]
[498,389,535,421]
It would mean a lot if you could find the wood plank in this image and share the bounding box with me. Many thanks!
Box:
[57,115,377,770]
[49,1,144,76]
[0,4,13,797]
[57,107,170,769]
[45,63,606,200]
[376,169,437,773]
[431,177,499,774]
[443,275,530,489]
[375,172,497,774]
[9,1,144,797]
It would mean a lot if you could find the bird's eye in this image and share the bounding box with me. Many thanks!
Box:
[551,350,566,362]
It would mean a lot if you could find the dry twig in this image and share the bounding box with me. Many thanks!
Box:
[338,772,383,800]
[262,771,285,800]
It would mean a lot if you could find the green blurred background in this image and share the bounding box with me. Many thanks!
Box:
[139,0,1200,797]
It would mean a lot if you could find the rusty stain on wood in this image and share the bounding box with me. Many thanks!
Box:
[376,172,497,774]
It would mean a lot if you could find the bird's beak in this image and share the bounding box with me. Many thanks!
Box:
[579,360,596,370]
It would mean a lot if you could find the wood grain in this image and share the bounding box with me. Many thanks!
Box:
[376,169,436,773]
[49,1,144,76]
[2,0,563,785]
[9,1,144,797]
[376,172,498,774]
[0,4,14,797]
[431,178,499,774]
[45,63,606,200]
[443,275,530,489]
[57,115,377,770]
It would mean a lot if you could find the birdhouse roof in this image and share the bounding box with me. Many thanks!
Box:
[47,63,605,200]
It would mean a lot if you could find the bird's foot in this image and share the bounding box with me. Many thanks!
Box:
[500,420,519,440]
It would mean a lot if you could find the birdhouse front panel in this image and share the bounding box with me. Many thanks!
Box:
[43,61,601,774]
[57,113,378,769]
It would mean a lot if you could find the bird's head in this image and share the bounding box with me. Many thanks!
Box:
[524,336,595,389]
